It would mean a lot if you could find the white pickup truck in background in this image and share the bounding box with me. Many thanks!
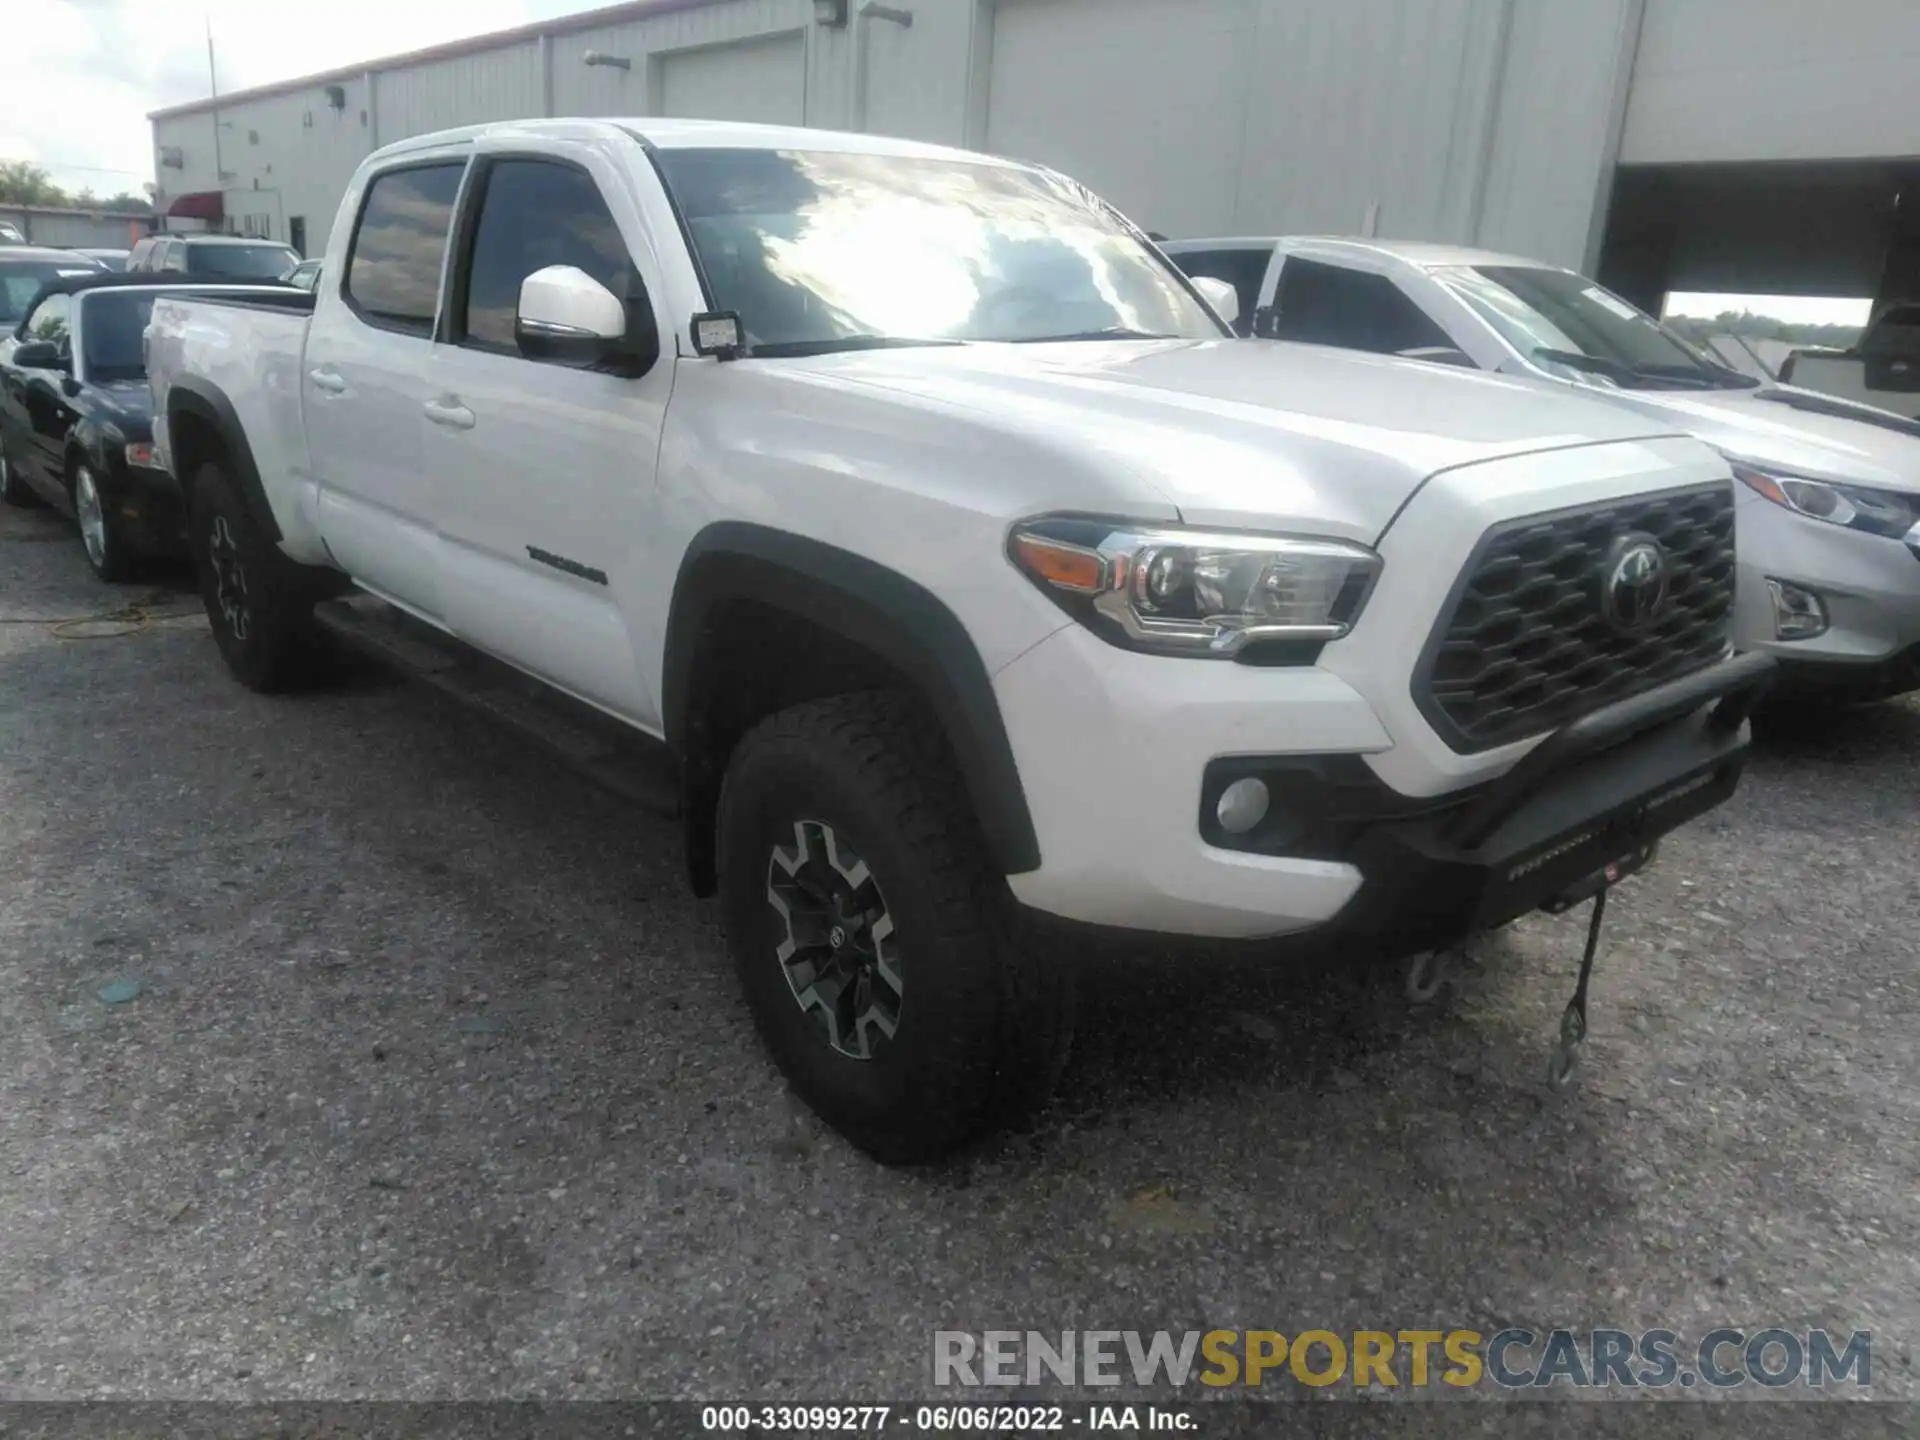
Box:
[147,119,1772,1161]
[1780,301,1920,420]
[1167,236,1920,704]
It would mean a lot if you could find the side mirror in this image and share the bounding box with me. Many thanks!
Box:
[515,264,658,374]
[14,340,68,371]
[1397,345,1478,369]
[1190,276,1241,332]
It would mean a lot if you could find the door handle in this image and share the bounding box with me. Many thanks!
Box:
[308,368,347,394]
[423,397,476,431]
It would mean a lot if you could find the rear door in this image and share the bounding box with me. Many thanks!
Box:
[305,157,468,617]
[420,140,676,724]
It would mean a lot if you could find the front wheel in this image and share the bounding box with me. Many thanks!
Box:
[187,460,334,692]
[716,692,1073,1164]
[73,463,132,582]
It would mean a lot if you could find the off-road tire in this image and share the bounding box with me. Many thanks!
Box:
[187,459,338,692]
[717,691,1074,1164]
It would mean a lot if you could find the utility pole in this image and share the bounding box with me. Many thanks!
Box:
[207,13,225,230]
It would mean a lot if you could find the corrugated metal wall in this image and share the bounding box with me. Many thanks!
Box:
[1623,0,1920,166]
[152,0,1641,270]
[0,207,148,250]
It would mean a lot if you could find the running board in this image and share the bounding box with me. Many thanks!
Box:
[311,594,680,817]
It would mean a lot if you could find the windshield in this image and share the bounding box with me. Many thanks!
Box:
[0,261,95,325]
[187,244,297,279]
[80,292,157,381]
[1438,265,1758,390]
[651,147,1221,353]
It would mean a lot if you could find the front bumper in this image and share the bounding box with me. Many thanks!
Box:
[1332,651,1771,954]
[1731,485,1920,696]
[101,455,188,556]
[998,608,1772,943]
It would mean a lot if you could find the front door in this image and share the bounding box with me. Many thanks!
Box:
[306,158,466,619]
[422,149,674,726]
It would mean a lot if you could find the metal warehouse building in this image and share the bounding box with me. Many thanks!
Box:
[150,0,1920,312]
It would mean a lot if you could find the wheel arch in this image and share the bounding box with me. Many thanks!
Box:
[663,522,1041,896]
[165,378,281,541]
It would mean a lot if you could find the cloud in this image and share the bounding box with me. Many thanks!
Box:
[3,0,603,200]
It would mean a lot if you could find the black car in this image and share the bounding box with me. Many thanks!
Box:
[0,272,286,580]
[0,246,105,327]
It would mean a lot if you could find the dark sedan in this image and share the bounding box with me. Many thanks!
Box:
[0,272,286,580]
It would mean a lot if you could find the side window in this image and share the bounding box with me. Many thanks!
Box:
[24,294,73,350]
[161,242,188,273]
[1270,257,1452,356]
[455,159,633,354]
[344,162,466,336]
[1171,248,1269,337]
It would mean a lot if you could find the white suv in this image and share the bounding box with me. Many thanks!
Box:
[147,120,1772,1161]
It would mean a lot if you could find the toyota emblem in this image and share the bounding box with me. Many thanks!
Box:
[1601,535,1670,632]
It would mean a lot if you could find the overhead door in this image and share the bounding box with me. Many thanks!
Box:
[985,0,1253,237]
[658,32,806,127]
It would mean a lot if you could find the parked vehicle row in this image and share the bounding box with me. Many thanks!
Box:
[1165,236,1920,703]
[136,118,1778,1162]
[0,272,294,578]
[125,232,301,280]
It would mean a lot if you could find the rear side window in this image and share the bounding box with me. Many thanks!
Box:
[1270,257,1451,355]
[1171,248,1269,336]
[455,159,633,353]
[344,163,465,335]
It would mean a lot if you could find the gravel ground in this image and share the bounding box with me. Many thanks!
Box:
[1,498,1915,1417]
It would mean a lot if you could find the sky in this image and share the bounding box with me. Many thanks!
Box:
[5,0,609,200]
[1664,291,1872,328]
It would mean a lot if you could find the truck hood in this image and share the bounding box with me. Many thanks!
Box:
[791,339,1683,541]
[1572,382,1920,496]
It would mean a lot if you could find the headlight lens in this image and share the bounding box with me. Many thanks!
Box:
[1732,462,1918,540]
[1008,517,1380,658]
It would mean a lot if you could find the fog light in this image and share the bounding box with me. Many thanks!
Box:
[1767,579,1828,640]
[1215,777,1270,834]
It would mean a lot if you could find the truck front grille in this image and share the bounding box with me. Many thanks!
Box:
[1415,482,1736,753]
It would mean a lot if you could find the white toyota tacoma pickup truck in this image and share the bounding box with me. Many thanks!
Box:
[147,120,1772,1162]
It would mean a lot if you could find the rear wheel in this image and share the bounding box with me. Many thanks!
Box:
[1,453,42,508]
[717,692,1074,1164]
[188,460,335,692]
[72,463,132,582]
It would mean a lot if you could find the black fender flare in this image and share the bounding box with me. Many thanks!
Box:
[664,522,1041,881]
[165,377,281,541]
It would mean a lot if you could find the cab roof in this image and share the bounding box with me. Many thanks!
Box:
[371,116,1024,170]
[1165,235,1553,272]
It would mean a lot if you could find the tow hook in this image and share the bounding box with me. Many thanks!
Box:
[1546,886,1609,1092]
[1403,945,1465,1004]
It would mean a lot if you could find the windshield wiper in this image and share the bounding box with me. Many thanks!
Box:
[1532,347,1727,390]
[1010,327,1182,344]
[745,335,966,358]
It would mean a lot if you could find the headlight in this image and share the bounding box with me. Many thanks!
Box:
[1731,462,1918,540]
[1008,516,1380,658]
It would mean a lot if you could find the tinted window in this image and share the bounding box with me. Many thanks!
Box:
[187,242,297,278]
[80,293,156,379]
[1270,257,1452,355]
[23,293,72,346]
[651,147,1220,351]
[345,163,465,333]
[459,160,632,352]
[1172,248,1270,336]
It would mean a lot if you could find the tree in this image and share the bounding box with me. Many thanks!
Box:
[0,159,66,207]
